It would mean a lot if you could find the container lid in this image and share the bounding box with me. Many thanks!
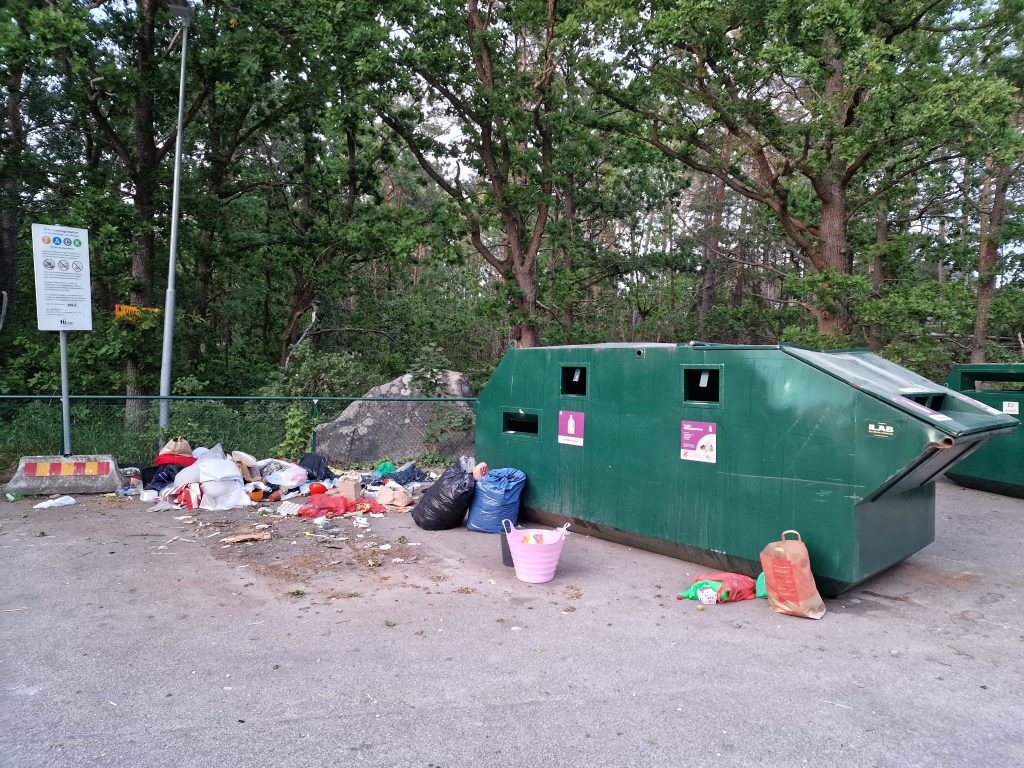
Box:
[783,347,1018,438]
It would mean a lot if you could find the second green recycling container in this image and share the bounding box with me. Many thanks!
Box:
[475,343,1019,595]
[943,364,1024,498]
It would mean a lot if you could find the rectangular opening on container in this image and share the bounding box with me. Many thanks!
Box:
[561,366,587,396]
[684,368,720,403]
[973,381,1024,392]
[503,411,539,434]
[910,394,945,411]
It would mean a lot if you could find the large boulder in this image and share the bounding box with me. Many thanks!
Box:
[315,371,475,464]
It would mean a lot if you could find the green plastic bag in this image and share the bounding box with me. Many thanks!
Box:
[756,572,767,599]
[678,579,725,601]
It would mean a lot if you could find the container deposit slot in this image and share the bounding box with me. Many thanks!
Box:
[684,368,721,403]
[908,393,946,411]
[503,411,539,435]
[561,366,587,396]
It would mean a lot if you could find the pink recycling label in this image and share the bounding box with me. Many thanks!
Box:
[558,410,585,446]
[680,420,716,463]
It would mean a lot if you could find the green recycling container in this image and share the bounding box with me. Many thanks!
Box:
[475,343,1019,596]
[943,364,1024,498]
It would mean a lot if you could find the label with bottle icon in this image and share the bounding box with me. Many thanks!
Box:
[680,420,716,463]
[558,410,585,446]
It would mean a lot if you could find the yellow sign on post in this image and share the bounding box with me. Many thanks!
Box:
[114,304,159,321]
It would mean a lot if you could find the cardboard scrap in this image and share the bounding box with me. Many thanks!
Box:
[220,527,272,544]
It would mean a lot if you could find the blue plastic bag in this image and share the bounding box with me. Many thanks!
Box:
[466,468,527,533]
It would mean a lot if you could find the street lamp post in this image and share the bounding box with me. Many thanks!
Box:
[159,1,194,433]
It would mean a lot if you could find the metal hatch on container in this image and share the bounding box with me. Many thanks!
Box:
[783,347,1019,500]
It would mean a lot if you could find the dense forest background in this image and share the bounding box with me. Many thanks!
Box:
[2,0,1022,403]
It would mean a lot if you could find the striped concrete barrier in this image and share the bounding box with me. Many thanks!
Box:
[4,455,124,496]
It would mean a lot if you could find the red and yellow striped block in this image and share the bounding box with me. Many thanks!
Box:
[23,461,111,477]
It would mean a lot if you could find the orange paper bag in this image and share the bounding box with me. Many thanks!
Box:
[759,530,826,620]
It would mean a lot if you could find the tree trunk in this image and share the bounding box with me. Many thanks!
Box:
[126,157,157,427]
[1,63,26,332]
[811,172,850,336]
[699,159,728,337]
[194,230,214,320]
[512,259,540,348]
[936,219,946,283]
[125,0,159,425]
[561,180,576,332]
[279,285,314,366]
[195,145,229,323]
[0,203,17,333]
[123,356,149,429]
[866,199,889,351]
[262,269,273,351]
[816,181,849,274]
[970,157,1010,363]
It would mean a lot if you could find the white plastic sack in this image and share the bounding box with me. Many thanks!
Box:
[33,495,76,509]
[167,459,252,511]
[172,458,241,487]
[231,450,258,467]
[199,477,251,511]
[194,443,226,462]
[265,464,308,489]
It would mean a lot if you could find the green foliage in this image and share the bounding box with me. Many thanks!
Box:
[1,0,1022,433]
[779,326,855,350]
[274,404,312,460]
[861,283,976,343]
[271,343,380,398]
[0,401,161,468]
[411,343,453,395]
[422,402,476,460]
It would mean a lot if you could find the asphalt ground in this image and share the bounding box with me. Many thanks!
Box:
[1,478,1022,768]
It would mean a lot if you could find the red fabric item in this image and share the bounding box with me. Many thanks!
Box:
[155,453,196,467]
[348,497,385,515]
[693,572,757,602]
[298,495,349,518]
[173,482,201,510]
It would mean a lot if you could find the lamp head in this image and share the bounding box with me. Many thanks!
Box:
[166,2,193,23]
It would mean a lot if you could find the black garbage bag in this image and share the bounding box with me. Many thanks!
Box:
[384,465,430,486]
[145,463,185,492]
[298,452,336,482]
[411,457,476,531]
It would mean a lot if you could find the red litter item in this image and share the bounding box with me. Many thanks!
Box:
[173,482,201,510]
[348,497,385,515]
[154,453,196,467]
[691,572,757,602]
[297,495,349,518]
[308,482,327,495]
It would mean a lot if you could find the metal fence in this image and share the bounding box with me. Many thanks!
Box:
[0,395,476,469]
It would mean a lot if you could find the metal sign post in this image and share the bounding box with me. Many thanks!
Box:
[31,223,92,456]
[59,331,71,456]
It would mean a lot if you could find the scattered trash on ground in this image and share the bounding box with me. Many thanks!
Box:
[33,495,76,509]
[677,572,757,603]
[220,528,273,545]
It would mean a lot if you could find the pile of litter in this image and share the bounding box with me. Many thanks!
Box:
[118,437,430,517]
[86,438,444,566]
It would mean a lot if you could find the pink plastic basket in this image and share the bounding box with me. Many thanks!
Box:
[502,519,570,584]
